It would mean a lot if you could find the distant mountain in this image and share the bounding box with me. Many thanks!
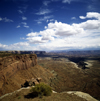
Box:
[48,50,100,57]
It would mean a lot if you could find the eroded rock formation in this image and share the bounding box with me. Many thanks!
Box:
[0,54,53,97]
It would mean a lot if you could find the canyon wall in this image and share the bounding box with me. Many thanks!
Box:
[0,54,53,97]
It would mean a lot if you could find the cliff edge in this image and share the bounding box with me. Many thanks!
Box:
[0,54,53,97]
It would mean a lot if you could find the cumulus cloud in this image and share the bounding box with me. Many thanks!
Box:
[75,20,100,30]
[79,12,100,20]
[36,9,51,15]
[47,21,84,36]
[25,12,100,50]
[26,36,47,44]
[1,12,100,51]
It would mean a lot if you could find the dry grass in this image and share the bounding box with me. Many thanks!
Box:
[0,88,86,101]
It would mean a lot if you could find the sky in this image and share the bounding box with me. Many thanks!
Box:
[0,0,100,51]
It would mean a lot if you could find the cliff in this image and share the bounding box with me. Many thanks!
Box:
[0,54,53,97]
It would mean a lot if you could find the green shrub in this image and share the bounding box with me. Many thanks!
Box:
[18,96,21,99]
[30,83,52,98]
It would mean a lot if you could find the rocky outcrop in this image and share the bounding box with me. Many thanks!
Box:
[66,91,98,101]
[0,54,37,70]
[0,54,37,96]
[0,54,54,97]
[21,78,41,87]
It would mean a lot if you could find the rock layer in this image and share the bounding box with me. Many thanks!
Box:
[0,54,53,97]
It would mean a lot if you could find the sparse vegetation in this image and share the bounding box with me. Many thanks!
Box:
[18,96,21,99]
[30,83,52,98]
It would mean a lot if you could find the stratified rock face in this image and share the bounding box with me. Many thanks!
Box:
[0,54,54,97]
[0,54,37,71]
[0,54,37,96]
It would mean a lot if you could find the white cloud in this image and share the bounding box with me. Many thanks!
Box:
[26,36,47,44]
[26,32,37,37]
[0,43,8,50]
[13,42,29,46]
[9,42,30,50]
[26,12,100,50]
[79,16,86,19]
[36,9,51,15]
[80,12,100,20]
[75,20,100,30]
[0,17,13,22]
[22,16,27,20]
[1,12,100,51]
[47,21,84,36]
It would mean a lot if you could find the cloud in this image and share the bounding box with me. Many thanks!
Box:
[21,22,29,28]
[36,9,51,15]
[0,17,13,22]
[13,42,29,46]
[16,25,20,28]
[26,20,84,44]
[79,12,100,20]
[0,17,2,21]
[25,12,100,50]
[46,19,55,23]
[35,15,53,24]
[1,12,100,51]
[22,16,27,20]
[0,43,8,50]
[74,20,100,30]
[9,42,30,50]
[20,37,25,40]
[43,1,51,6]
[26,36,47,44]
[18,10,23,14]
[16,22,29,28]
[47,21,84,36]
[79,16,86,19]
[62,0,72,3]
[71,17,76,19]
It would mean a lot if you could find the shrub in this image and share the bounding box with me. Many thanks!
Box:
[18,96,21,99]
[30,83,52,98]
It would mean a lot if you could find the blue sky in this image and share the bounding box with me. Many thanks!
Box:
[0,0,100,51]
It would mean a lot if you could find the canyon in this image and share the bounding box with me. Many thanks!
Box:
[0,51,100,101]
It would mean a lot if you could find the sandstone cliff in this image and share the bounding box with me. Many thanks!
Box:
[0,54,53,97]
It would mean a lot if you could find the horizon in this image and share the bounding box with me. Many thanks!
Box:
[0,0,100,51]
